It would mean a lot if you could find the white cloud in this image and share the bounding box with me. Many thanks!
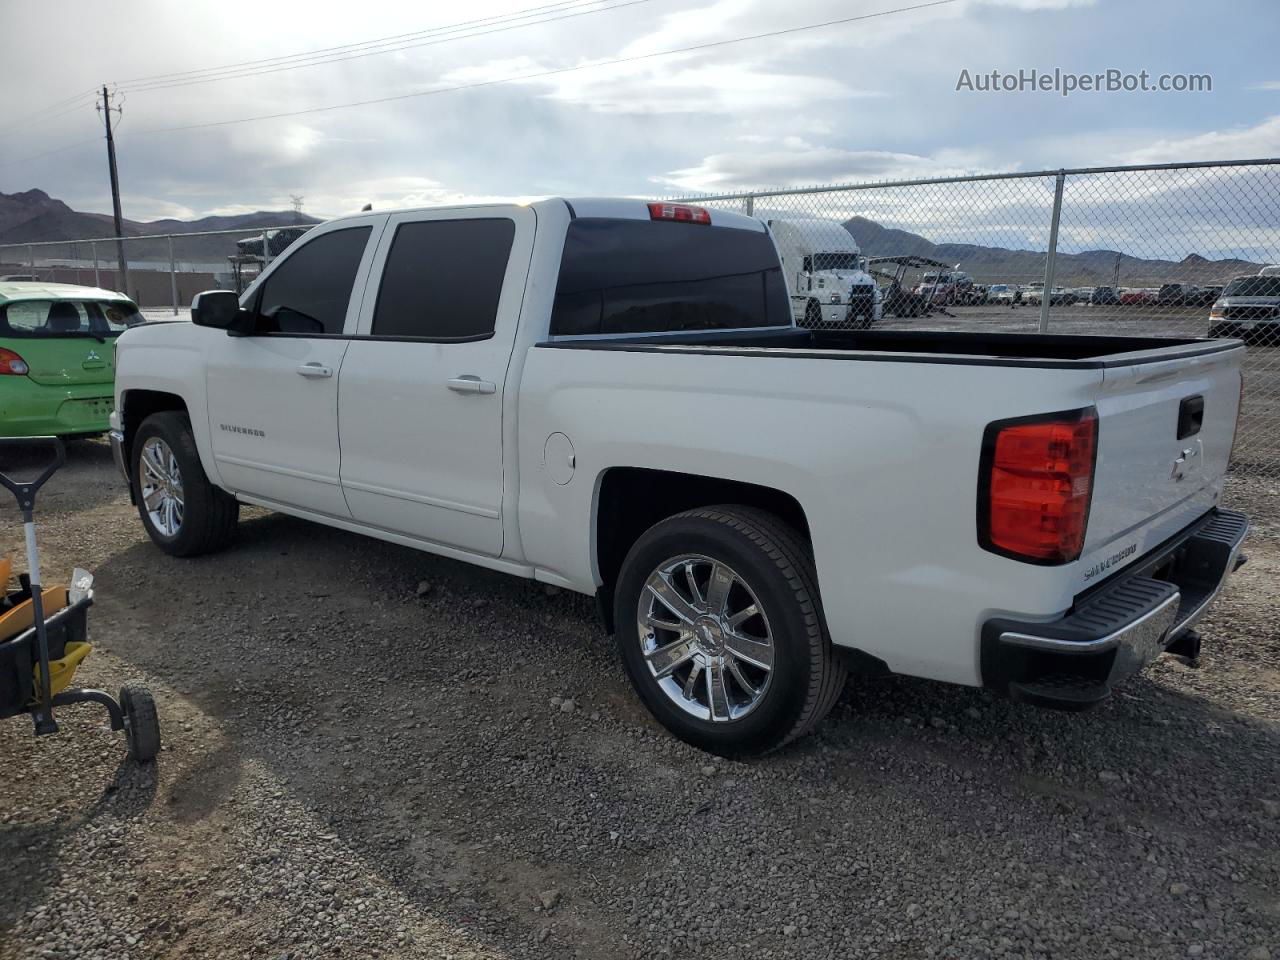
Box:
[122,197,197,222]
[658,138,999,191]
[225,123,324,167]
[1248,81,1280,91]
[1119,115,1280,165]
[441,54,873,114]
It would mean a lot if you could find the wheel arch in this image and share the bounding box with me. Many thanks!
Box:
[592,466,811,634]
[120,389,189,463]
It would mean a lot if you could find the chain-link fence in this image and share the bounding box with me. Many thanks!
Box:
[0,224,314,315]
[678,159,1280,511]
[1,159,1276,508]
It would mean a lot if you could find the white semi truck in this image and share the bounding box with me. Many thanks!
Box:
[767,218,881,330]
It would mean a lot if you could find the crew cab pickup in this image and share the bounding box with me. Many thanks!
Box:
[109,198,1249,756]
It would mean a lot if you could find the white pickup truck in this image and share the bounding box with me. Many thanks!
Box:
[109,198,1249,756]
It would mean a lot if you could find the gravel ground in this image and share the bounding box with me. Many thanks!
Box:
[0,440,1277,960]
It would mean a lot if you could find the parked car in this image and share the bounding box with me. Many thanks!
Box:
[1,281,143,437]
[1158,283,1204,306]
[1119,288,1158,306]
[1207,272,1280,343]
[109,198,1249,756]
[913,269,975,306]
[1090,286,1120,305]
[986,283,1022,306]
[1024,286,1077,306]
[1071,287,1095,304]
[1191,285,1223,307]
[768,219,881,330]
[0,274,40,282]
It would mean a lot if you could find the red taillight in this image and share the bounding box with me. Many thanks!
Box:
[0,348,29,376]
[979,408,1098,564]
[647,202,711,225]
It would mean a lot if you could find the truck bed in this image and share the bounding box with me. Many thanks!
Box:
[541,328,1237,367]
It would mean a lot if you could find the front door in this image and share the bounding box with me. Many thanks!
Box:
[338,207,533,556]
[205,217,383,517]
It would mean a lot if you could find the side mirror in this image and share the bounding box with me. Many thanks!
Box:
[191,290,247,330]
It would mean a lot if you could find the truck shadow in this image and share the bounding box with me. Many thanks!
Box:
[28,509,1280,957]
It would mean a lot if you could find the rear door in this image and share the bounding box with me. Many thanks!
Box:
[205,217,384,518]
[1079,347,1243,585]
[338,207,533,556]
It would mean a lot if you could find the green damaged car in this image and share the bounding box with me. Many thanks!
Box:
[0,282,145,438]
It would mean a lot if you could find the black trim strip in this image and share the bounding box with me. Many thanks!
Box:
[226,331,495,344]
[532,337,1241,370]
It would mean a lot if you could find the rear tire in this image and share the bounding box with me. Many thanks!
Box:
[132,411,238,557]
[614,506,846,757]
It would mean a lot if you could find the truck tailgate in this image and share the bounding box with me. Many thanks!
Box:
[1079,346,1243,588]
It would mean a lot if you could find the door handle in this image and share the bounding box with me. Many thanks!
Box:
[297,362,333,379]
[447,376,497,395]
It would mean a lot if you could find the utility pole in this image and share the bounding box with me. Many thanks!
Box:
[96,86,128,295]
[289,194,305,223]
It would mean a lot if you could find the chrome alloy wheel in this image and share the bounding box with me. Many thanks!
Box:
[636,554,775,722]
[139,437,184,537]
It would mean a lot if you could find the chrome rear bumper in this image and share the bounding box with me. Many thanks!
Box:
[981,509,1248,710]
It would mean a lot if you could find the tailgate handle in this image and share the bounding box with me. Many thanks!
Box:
[1177,395,1204,440]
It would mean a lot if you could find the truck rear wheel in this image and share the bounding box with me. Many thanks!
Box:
[803,298,823,328]
[614,506,846,757]
[132,411,239,557]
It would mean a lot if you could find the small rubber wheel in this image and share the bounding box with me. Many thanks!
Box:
[121,684,161,762]
[132,411,239,557]
[614,506,846,757]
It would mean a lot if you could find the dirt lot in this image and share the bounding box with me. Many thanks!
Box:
[0,438,1276,960]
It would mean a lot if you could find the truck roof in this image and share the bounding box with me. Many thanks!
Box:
[323,198,767,233]
[0,281,132,305]
[765,217,860,252]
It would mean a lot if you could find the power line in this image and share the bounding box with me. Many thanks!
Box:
[6,89,99,131]
[0,136,101,170]
[134,0,957,136]
[116,0,654,93]
[116,0,611,86]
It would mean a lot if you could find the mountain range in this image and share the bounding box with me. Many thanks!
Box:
[841,216,1265,286]
[0,189,1265,285]
[0,189,319,261]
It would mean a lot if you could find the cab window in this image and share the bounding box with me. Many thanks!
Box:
[254,227,372,335]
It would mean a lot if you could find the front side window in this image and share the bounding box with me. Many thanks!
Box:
[0,299,143,337]
[371,218,515,341]
[255,226,371,335]
[550,219,789,336]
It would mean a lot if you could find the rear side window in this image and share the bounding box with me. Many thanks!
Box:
[0,299,143,337]
[550,219,789,336]
[372,219,515,341]
[255,226,371,335]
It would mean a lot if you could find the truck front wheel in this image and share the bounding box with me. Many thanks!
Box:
[614,506,846,756]
[132,411,239,557]
[803,298,823,328]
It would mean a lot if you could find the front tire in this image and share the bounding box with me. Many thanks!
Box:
[132,411,239,557]
[803,298,823,328]
[614,506,846,757]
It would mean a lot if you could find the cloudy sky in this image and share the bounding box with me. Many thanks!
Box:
[1,0,1277,229]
